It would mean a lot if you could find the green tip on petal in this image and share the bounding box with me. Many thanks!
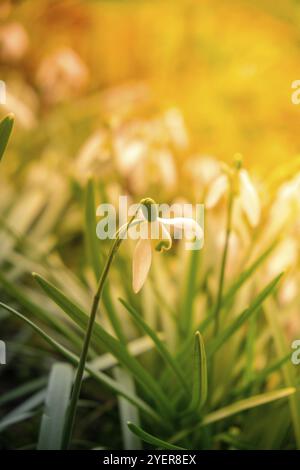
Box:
[140,197,158,222]
[155,240,170,252]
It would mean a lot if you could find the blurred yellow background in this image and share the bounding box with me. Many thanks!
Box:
[1,0,300,173]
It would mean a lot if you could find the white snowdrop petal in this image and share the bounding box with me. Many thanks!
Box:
[132,238,152,293]
[159,217,203,241]
[239,169,261,227]
[205,174,228,208]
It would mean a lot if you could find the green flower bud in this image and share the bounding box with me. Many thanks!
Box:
[140,197,158,222]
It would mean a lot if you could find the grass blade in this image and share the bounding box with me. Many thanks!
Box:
[114,367,142,450]
[0,390,45,432]
[127,422,186,450]
[0,113,14,162]
[223,241,277,308]
[0,272,84,352]
[119,298,190,396]
[85,179,102,279]
[180,249,200,336]
[201,387,295,426]
[190,331,207,412]
[207,273,283,358]
[0,377,47,407]
[0,412,33,433]
[33,273,174,419]
[264,297,300,448]
[85,179,126,344]
[170,244,279,373]
[171,388,295,443]
[0,301,163,425]
[38,362,73,450]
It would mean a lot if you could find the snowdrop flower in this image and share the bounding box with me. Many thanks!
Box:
[206,158,261,227]
[36,48,88,103]
[130,198,203,293]
[0,22,29,62]
[268,173,300,234]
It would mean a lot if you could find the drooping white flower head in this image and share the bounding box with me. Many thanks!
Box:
[130,198,203,293]
[206,157,261,227]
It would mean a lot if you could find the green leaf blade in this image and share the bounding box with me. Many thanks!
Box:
[127,422,186,450]
[0,113,14,162]
[190,331,207,412]
[37,362,74,450]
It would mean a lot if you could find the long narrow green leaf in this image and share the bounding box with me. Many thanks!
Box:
[207,273,283,358]
[243,314,257,387]
[127,422,186,450]
[170,243,279,375]
[190,331,207,412]
[0,301,163,425]
[0,272,84,352]
[27,276,174,418]
[38,362,73,450]
[0,412,33,433]
[114,367,142,450]
[223,241,277,308]
[0,377,47,407]
[0,390,46,432]
[119,298,189,396]
[85,179,102,279]
[3,390,46,418]
[201,242,278,332]
[264,297,300,448]
[171,388,295,443]
[32,273,173,418]
[234,352,291,396]
[85,179,126,344]
[201,387,295,426]
[0,113,14,162]
[180,249,200,335]
[215,433,258,450]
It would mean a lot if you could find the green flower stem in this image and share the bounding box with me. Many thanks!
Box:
[62,215,136,449]
[209,187,234,408]
[213,189,234,336]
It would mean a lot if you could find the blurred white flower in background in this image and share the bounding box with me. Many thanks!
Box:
[112,114,178,195]
[264,237,299,307]
[206,164,261,227]
[266,238,298,279]
[184,155,220,198]
[76,130,112,179]
[36,47,89,103]
[268,173,300,235]
[279,276,298,306]
[3,80,38,129]
[0,22,29,62]
[163,108,189,150]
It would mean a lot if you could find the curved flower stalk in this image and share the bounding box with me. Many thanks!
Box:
[62,207,139,449]
[206,158,261,228]
[129,198,204,293]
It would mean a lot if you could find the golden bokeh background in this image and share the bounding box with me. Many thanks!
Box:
[1,0,300,173]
